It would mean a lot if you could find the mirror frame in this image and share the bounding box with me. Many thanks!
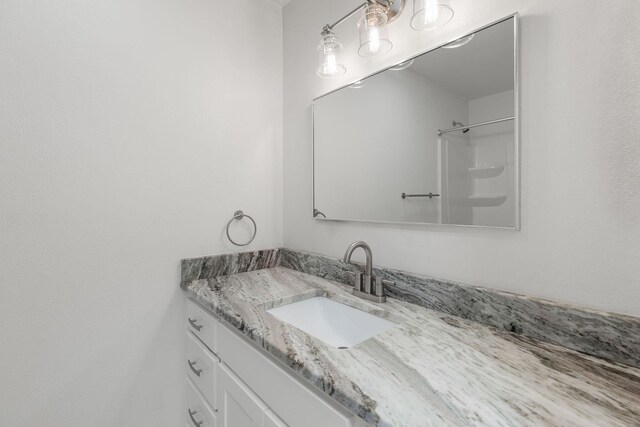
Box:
[312,13,520,230]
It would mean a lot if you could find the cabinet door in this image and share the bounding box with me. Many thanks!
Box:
[217,363,269,427]
[264,409,287,427]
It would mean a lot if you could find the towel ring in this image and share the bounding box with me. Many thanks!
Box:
[225,210,257,247]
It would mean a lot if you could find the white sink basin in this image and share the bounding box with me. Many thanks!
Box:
[266,296,398,348]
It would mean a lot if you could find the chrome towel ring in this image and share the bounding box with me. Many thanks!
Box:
[225,210,257,247]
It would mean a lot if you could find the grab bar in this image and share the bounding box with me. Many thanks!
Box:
[401,193,440,199]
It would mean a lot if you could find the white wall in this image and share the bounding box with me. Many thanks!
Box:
[0,1,282,425]
[283,0,640,316]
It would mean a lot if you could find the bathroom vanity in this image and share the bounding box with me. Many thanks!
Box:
[181,249,640,427]
[185,297,364,427]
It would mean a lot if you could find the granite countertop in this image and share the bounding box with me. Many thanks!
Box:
[183,266,640,427]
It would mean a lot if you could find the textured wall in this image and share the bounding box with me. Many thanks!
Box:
[0,0,282,425]
[283,0,640,316]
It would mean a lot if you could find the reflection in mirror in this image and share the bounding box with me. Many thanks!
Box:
[313,16,518,228]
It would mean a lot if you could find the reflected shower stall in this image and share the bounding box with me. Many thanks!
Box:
[439,92,515,227]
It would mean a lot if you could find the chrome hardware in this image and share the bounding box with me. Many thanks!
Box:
[313,208,327,218]
[188,409,204,426]
[352,288,387,303]
[225,210,257,247]
[401,192,440,199]
[344,241,373,286]
[322,0,405,34]
[188,318,203,332]
[188,360,203,377]
[343,241,388,303]
[438,116,515,136]
[375,276,395,297]
[346,271,364,292]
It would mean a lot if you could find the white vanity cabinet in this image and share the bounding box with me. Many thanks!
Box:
[217,363,269,427]
[185,298,366,427]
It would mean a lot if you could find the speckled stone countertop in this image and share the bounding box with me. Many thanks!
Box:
[183,267,640,427]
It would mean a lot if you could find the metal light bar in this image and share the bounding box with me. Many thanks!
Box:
[325,2,368,31]
[323,0,398,32]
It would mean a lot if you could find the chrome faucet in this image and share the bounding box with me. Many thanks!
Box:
[344,241,373,292]
[343,241,393,303]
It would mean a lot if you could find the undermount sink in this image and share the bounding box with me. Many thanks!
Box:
[266,296,398,348]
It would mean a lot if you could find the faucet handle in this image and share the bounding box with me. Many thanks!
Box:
[373,276,395,298]
[382,278,395,287]
[346,271,364,292]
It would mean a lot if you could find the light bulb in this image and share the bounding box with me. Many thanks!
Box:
[317,29,346,78]
[368,27,381,54]
[423,0,439,25]
[358,3,392,57]
[325,52,337,74]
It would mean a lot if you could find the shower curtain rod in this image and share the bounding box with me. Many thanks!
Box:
[438,116,515,136]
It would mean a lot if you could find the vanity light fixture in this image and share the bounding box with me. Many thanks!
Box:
[410,0,454,31]
[357,2,393,57]
[317,0,454,78]
[317,0,405,78]
[317,28,346,77]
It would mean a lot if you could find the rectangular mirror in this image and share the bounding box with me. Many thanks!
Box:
[313,15,519,229]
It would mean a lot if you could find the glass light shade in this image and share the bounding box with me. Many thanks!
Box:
[442,33,474,48]
[317,30,346,78]
[390,59,414,70]
[411,0,454,31]
[357,3,393,57]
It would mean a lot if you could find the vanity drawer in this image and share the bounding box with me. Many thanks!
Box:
[186,377,217,427]
[186,331,218,409]
[187,299,218,353]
